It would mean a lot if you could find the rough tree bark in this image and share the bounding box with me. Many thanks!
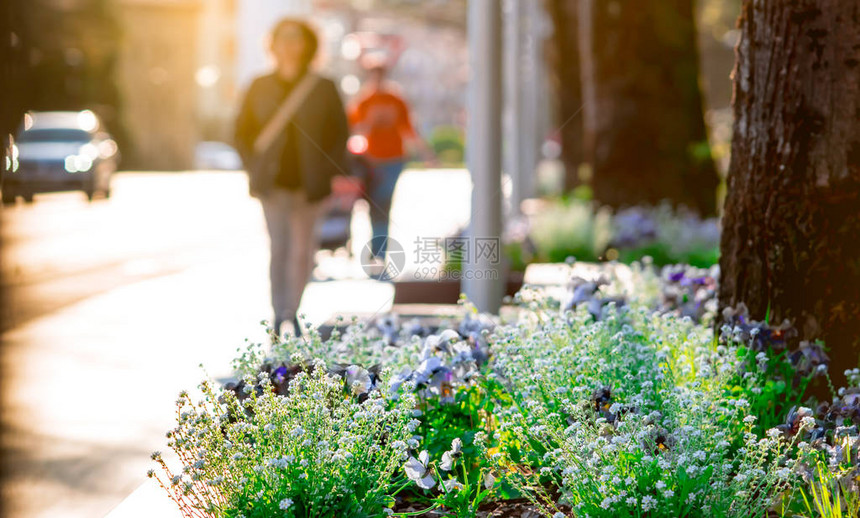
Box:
[579,0,719,216]
[719,0,860,385]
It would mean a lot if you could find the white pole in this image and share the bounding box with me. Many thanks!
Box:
[463,0,504,314]
[504,0,524,216]
[520,0,545,202]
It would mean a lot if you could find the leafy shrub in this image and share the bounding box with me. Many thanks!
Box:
[149,361,418,518]
[609,205,720,267]
[428,125,465,166]
[798,457,860,518]
[527,199,612,264]
[505,200,720,270]
[489,302,801,517]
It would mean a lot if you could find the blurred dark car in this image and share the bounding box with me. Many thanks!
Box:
[2,110,119,204]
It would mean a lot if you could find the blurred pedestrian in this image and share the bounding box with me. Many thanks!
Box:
[349,61,434,258]
[234,18,349,338]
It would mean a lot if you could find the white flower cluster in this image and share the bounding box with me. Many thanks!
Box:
[490,301,796,517]
[151,362,417,517]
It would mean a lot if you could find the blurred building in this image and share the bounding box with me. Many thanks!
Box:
[196,0,240,142]
[312,7,469,137]
[116,0,201,170]
[236,0,311,89]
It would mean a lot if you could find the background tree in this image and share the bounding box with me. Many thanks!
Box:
[579,0,719,216]
[546,0,584,192]
[2,0,125,155]
[719,0,860,386]
[0,0,28,140]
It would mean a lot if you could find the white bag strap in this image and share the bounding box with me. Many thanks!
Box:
[253,73,320,155]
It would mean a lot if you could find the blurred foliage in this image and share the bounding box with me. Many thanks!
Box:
[428,125,465,166]
[527,198,613,265]
[506,199,721,272]
[696,0,741,188]
[698,0,742,39]
[696,0,742,114]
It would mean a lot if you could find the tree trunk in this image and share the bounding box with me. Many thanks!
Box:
[0,0,28,139]
[580,0,719,216]
[719,0,860,387]
[546,0,584,192]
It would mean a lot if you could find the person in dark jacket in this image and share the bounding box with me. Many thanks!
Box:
[234,18,349,338]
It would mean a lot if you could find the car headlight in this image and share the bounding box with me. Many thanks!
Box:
[6,144,19,173]
[79,143,99,160]
[65,154,93,173]
[98,139,118,158]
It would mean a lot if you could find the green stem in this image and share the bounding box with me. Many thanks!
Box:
[394,503,441,517]
[434,465,449,496]
[471,468,483,508]
[390,479,413,498]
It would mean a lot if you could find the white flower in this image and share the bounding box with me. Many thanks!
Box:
[344,365,372,396]
[443,478,464,492]
[404,451,435,490]
[388,368,413,395]
[484,471,496,489]
[642,495,657,512]
[279,497,294,510]
[440,438,463,471]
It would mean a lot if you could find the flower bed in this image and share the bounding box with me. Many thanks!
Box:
[505,201,720,270]
[151,263,857,518]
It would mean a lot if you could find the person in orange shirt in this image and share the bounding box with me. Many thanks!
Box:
[349,64,433,258]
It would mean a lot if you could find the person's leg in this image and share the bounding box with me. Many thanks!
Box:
[259,189,292,335]
[284,191,325,335]
[368,160,404,256]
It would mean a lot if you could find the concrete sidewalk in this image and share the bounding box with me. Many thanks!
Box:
[1,251,394,518]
